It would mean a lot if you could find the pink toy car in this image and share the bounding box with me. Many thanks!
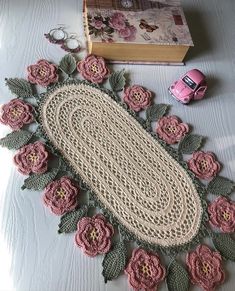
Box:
[169,69,207,104]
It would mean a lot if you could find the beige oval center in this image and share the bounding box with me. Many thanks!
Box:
[40,83,203,247]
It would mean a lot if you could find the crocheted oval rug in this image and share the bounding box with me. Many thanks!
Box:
[1,54,235,291]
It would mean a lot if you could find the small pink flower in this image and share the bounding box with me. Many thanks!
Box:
[186,244,225,291]
[111,12,126,21]
[188,151,221,180]
[91,19,105,30]
[75,214,114,257]
[102,38,114,43]
[156,115,189,144]
[0,99,34,130]
[77,54,110,84]
[125,248,166,291]
[27,59,58,87]
[208,196,235,233]
[119,25,137,41]
[43,177,79,215]
[13,141,49,175]
[109,12,126,31]
[123,85,152,112]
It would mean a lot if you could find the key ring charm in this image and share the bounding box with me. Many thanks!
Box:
[44,26,68,44]
[60,34,82,53]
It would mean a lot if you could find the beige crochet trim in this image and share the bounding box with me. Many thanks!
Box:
[41,83,203,247]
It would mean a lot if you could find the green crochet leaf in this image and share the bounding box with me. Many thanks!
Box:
[58,205,88,234]
[109,69,126,92]
[102,241,127,283]
[166,259,189,291]
[5,78,33,98]
[207,176,235,196]
[21,168,59,190]
[212,233,235,261]
[146,104,169,122]
[59,54,77,75]
[178,134,203,154]
[0,130,32,150]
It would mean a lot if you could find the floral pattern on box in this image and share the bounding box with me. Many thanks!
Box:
[86,5,193,45]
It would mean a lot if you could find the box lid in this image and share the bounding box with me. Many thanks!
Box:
[85,0,194,46]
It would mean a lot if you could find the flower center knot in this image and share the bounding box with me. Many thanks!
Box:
[222,210,231,221]
[166,125,176,134]
[90,64,99,74]
[199,159,208,171]
[10,107,23,118]
[38,67,48,77]
[133,92,142,102]
[89,228,99,241]
[140,263,151,278]
[27,153,39,163]
[56,187,66,199]
[202,262,211,275]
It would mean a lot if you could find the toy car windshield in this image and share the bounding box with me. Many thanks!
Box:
[182,76,197,90]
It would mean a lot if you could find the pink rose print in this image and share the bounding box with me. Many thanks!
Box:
[109,12,126,31]
[43,177,79,215]
[156,115,189,144]
[208,196,235,233]
[0,99,34,130]
[77,54,110,84]
[88,12,137,42]
[13,141,48,175]
[125,248,166,291]
[188,151,221,180]
[27,59,58,87]
[186,244,225,291]
[118,25,137,41]
[91,19,105,30]
[123,85,152,112]
[75,214,114,257]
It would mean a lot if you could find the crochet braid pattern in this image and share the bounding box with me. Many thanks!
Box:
[40,83,203,247]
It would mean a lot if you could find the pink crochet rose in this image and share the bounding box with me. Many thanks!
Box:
[27,59,58,87]
[188,151,221,180]
[186,244,225,291]
[156,115,189,144]
[75,214,114,257]
[13,141,49,175]
[125,248,166,291]
[208,196,235,233]
[43,176,79,215]
[0,99,34,130]
[123,85,152,112]
[109,12,126,31]
[77,54,110,84]
[118,25,137,41]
